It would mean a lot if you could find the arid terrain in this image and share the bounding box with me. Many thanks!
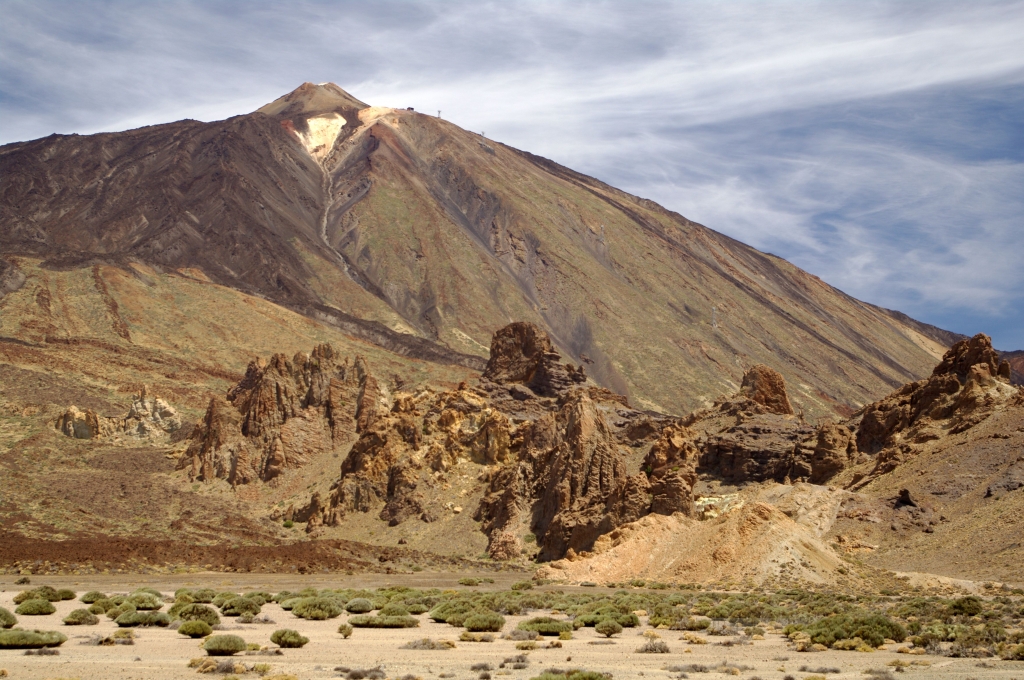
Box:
[1,575,1023,680]
[1,82,1023,679]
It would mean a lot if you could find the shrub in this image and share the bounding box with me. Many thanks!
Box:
[90,598,115,613]
[638,639,670,653]
[80,591,106,604]
[347,614,419,628]
[518,617,572,635]
[511,581,534,591]
[204,634,247,656]
[221,597,261,617]
[459,578,481,586]
[292,597,343,620]
[464,611,505,632]
[127,593,163,611]
[401,637,455,650]
[379,603,410,617]
[192,589,216,603]
[407,603,429,615]
[595,619,623,638]
[951,597,983,617]
[16,599,55,616]
[271,629,309,648]
[63,609,100,625]
[212,592,239,608]
[14,586,60,603]
[174,603,220,626]
[0,629,67,649]
[179,620,212,638]
[132,587,163,598]
[0,608,16,629]
[56,589,76,601]
[107,603,136,620]
[345,598,374,613]
[338,622,353,638]
[796,614,906,649]
[116,611,170,627]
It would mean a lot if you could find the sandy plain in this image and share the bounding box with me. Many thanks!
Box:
[2,575,1023,680]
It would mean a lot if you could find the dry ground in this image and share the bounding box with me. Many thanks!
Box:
[2,575,1024,680]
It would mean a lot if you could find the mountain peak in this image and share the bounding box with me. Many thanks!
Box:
[256,82,368,118]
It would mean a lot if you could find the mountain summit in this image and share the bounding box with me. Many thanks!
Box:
[256,81,369,118]
[0,84,959,416]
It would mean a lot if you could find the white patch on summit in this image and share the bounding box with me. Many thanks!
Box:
[297,112,346,162]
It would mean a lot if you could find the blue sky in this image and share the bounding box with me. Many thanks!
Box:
[2,1,1022,349]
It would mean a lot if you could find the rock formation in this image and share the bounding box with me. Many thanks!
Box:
[739,364,795,415]
[853,333,1018,480]
[177,344,373,484]
[56,386,181,440]
[482,321,587,396]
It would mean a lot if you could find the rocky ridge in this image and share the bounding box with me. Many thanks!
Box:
[177,344,383,485]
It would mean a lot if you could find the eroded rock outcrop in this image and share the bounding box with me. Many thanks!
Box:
[177,344,370,484]
[482,321,587,396]
[739,364,794,415]
[853,333,1018,480]
[857,334,1016,456]
[56,386,181,441]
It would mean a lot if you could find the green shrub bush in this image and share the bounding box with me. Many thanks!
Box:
[175,603,220,626]
[178,620,213,638]
[221,597,261,617]
[0,607,16,629]
[88,599,113,615]
[63,608,100,625]
[16,599,56,616]
[191,588,216,603]
[14,587,60,604]
[133,587,163,598]
[345,598,374,613]
[293,597,343,620]
[464,611,505,632]
[80,591,106,604]
[56,589,76,601]
[347,614,420,628]
[203,634,247,656]
[790,613,906,648]
[511,581,534,591]
[407,603,429,615]
[338,622,353,638]
[595,619,623,638]
[379,603,410,617]
[0,629,67,649]
[951,597,984,617]
[271,628,309,648]
[127,593,163,610]
[518,617,572,635]
[116,611,170,627]
[243,591,273,606]
[212,592,239,608]
[107,603,136,620]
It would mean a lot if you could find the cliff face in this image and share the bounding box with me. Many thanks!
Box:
[1,83,956,418]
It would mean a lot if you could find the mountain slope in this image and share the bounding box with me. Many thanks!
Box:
[0,83,954,417]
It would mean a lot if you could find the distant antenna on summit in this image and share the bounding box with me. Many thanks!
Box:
[437,110,441,118]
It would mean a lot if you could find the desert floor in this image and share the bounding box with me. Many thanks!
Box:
[2,574,1023,680]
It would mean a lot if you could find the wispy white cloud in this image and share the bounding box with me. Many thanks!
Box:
[1,0,1022,346]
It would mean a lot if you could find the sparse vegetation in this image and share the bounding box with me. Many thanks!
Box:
[221,596,261,617]
[637,639,670,653]
[292,596,343,620]
[0,608,16,629]
[116,611,171,627]
[15,599,55,615]
[338,622,353,638]
[0,629,67,649]
[270,629,309,648]
[518,616,572,635]
[345,598,374,613]
[401,637,455,649]
[174,603,220,626]
[178,620,213,638]
[203,634,247,656]
[595,619,622,637]
[63,608,100,625]
[80,591,106,604]
[464,610,505,632]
